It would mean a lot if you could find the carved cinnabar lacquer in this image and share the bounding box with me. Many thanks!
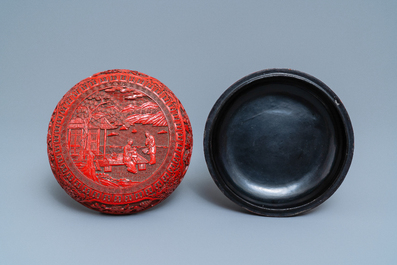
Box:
[47,70,193,214]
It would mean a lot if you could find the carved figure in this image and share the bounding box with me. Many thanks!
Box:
[123,140,138,173]
[81,150,98,181]
[145,132,156,165]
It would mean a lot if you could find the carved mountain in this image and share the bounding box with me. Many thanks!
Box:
[125,111,167,126]
[121,104,139,112]
[121,102,159,113]
[140,102,159,110]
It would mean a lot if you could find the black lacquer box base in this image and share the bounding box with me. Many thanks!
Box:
[204,69,354,216]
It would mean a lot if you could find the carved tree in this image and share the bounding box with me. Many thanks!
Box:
[74,92,122,159]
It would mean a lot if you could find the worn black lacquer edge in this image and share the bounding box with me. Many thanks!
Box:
[203,68,354,217]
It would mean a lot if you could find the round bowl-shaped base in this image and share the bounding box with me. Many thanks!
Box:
[204,69,354,216]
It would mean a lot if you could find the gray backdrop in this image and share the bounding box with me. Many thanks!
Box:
[1,1,396,264]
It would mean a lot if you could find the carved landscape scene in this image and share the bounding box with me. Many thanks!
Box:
[67,87,169,187]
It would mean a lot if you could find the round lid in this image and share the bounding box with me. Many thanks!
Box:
[47,69,192,214]
[204,69,354,216]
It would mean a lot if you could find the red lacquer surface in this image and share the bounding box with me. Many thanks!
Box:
[47,70,192,214]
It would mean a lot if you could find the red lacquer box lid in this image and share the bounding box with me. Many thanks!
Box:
[47,69,192,214]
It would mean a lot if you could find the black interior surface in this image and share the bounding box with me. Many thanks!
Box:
[211,77,346,209]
